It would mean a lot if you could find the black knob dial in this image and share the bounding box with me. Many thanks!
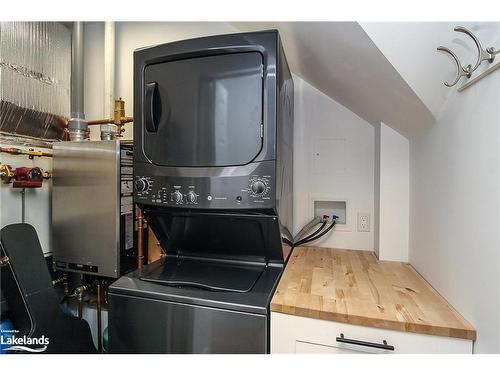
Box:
[135,178,149,192]
[251,180,266,195]
[187,191,197,203]
[173,191,183,204]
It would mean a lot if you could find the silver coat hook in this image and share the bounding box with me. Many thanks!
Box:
[437,46,472,87]
[454,26,500,73]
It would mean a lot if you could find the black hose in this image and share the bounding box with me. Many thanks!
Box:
[281,237,294,247]
[294,220,336,248]
[295,221,327,245]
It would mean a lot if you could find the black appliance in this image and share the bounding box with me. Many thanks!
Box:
[108,30,293,354]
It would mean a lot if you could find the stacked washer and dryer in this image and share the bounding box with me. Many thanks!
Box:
[108,30,294,354]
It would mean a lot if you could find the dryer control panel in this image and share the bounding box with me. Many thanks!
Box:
[134,161,276,210]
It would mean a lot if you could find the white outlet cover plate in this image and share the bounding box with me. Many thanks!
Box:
[357,212,370,232]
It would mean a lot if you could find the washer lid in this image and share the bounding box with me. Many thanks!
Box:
[139,257,265,293]
[109,259,283,315]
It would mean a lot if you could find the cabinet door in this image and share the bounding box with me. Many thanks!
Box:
[271,312,473,354]
[295,341,364,354]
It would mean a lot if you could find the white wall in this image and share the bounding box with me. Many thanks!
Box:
[374,123,409,261]
[84,22,239,140]
[0,144,53,255]
[409,35,500,353]
[294,75,374,250]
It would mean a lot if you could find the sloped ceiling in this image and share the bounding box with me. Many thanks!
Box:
[360,22,455,119]
[232,22,435,138]
[360,22,500,118]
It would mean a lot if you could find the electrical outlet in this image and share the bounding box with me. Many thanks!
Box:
[357,213,370,232]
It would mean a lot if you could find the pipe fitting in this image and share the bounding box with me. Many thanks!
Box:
[74,283,92,296]
[68,117,89,141]
[100,124,118,140]
[52,276,66,286]
[52,271,69,289]
[74,283,91,319]
[0,256,10,268]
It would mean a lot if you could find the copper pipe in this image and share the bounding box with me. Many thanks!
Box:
[0,147,53,158]
[87,116,133,126]
[96,281,103,353]
[136,205,145,269]
[63,127,70,141]
[62,272,69,296]
[87,119,110,125]
[74,283,91,319]
[77,292,84,318]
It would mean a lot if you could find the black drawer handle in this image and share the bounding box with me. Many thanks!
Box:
[336,333,395,351]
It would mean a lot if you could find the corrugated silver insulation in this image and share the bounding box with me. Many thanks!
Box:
[0,22,71,141]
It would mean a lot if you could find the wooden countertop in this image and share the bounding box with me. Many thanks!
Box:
[271,247,476,340]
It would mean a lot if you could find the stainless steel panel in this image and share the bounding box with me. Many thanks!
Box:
[52,140,120,278]
[108,293,268,353]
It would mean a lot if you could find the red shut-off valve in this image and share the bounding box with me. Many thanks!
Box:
[0,164,51,188]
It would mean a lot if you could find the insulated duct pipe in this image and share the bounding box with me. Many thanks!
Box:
[104,22,115,119]
[68,22,88,141]
[101,22,118,140]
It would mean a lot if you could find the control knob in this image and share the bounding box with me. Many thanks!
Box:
[251,180,267,195]
[135,178,149,192]
[173,191,183,204]
[187,191,198,203]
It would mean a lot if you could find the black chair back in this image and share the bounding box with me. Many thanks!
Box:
[0,223,96,353]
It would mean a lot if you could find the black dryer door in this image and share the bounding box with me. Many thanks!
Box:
[143,52,264,167]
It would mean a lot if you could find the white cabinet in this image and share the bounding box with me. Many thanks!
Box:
[271,312,473,354]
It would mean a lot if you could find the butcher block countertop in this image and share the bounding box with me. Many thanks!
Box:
[271,247,476,341]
